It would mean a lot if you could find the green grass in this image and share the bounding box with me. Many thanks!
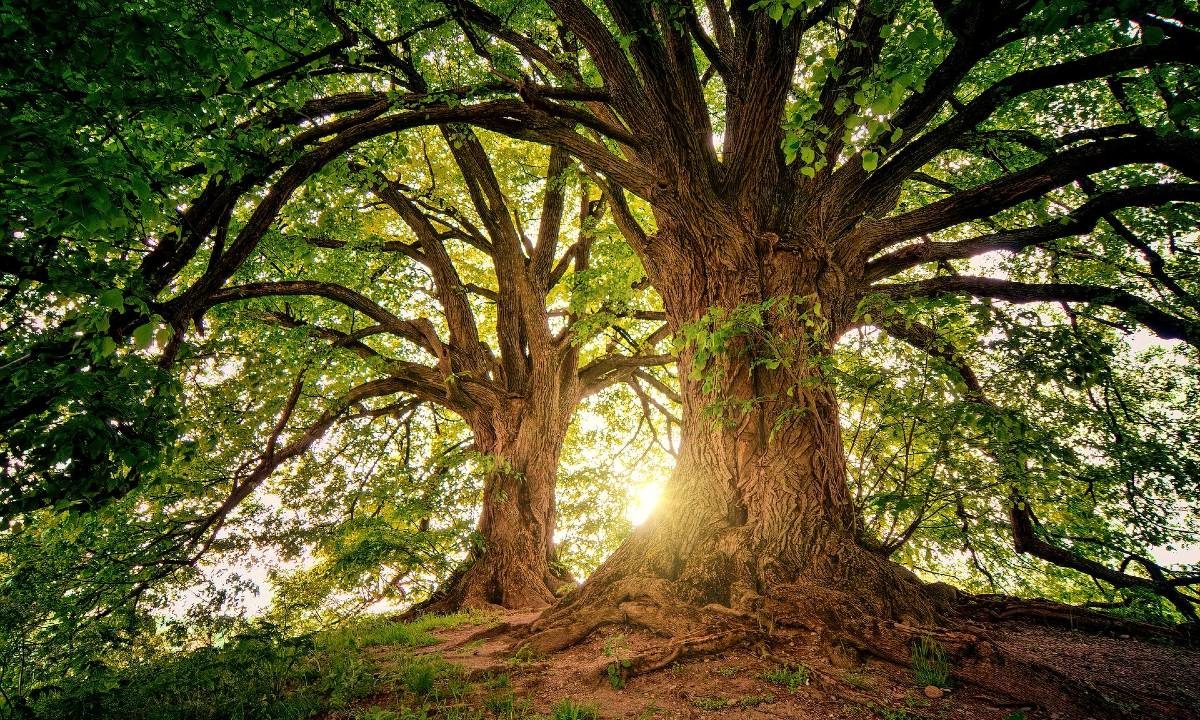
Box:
[634,704,662,719]
[602,634,631,690]
[762,662,809,690]
[691,696,734,711]
[20,608,604,720]
[320,611,493,651]
[509,643,543,665]
[690,693,775,710]
[21,612,493,720]
[843,669,873,689]
[550,698,600,720]
[354,708,433,720]
[910,636,951,688]
[485,672,512,689]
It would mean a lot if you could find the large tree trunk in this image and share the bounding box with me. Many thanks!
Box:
[450,425,571,611]
[418,370,577,613]
[526,219,942,650]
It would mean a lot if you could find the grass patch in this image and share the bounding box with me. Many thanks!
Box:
[485,671,512,689]
[691,696,734,711]
[26,628,368,720]
[321,611,493,651]
[20,612,494,720]
[354,708,432,720]
[483,689,536,719]
[509,642,544,665]
[762,662,809,690]
[550,698,600,720]
[910,636,951,687]
[635,704,662,719]
[602,634,632,690]
[693,694,773,710]
[843,669,873,689]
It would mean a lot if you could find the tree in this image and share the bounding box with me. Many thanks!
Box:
[403,0,1199,655]
[1,0,671,612]
[195,127,671,611]
[4,0,1199,699]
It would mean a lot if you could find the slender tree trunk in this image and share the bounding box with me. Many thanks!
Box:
[452,419,572,610]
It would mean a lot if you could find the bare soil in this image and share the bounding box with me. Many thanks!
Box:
[381,610,1200,720]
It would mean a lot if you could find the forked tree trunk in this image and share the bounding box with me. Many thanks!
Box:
[528,222,942,648]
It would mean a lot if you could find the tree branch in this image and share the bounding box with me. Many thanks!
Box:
[873,276,1200,347]
[865,183,1200,280]
[203,280,446,357]
[864,134,1200,253]
[856,39,1199,209]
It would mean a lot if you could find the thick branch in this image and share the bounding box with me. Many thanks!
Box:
[858,39,1198,209]
[1011,495,1198,621]
[874,276,1200,347]
[874,319,987,402]
[577,352,674,398]
[866,134,1200,252]
[203,280,445,356]
[865,184,1200,280]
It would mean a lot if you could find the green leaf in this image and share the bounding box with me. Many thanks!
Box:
[99,289,124,311]
[131,323,155,350]
[862,150,880,172]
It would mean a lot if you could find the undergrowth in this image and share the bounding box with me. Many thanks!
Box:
[761,662,809,690]
[15,612,488,720]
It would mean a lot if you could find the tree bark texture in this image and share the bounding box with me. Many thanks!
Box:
[528,214,942,650]
[419,360,581,612]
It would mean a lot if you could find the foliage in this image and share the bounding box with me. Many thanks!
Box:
[10,613,488,720]
[3,0,1200,709]
[602,634,632,689]
[0,0,339,515]
[549,699,599,720]
[678,295,832,431]
[835,299,1200,616]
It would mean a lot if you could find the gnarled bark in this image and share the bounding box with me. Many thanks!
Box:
[525,224,945,654]
[421,399,575,612]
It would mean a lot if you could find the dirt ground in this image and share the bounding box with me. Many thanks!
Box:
[392,610,1199,720]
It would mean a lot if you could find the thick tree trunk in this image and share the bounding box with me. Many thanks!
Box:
[527,220,942,649]
[450,428,571,611]
[417,369,578,613]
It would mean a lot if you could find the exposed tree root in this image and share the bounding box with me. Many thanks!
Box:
[622,629,751,676]
[515,568,1191,718]
[442,617,536,652]
[399,555,573,619]
[961,593,1194,644]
